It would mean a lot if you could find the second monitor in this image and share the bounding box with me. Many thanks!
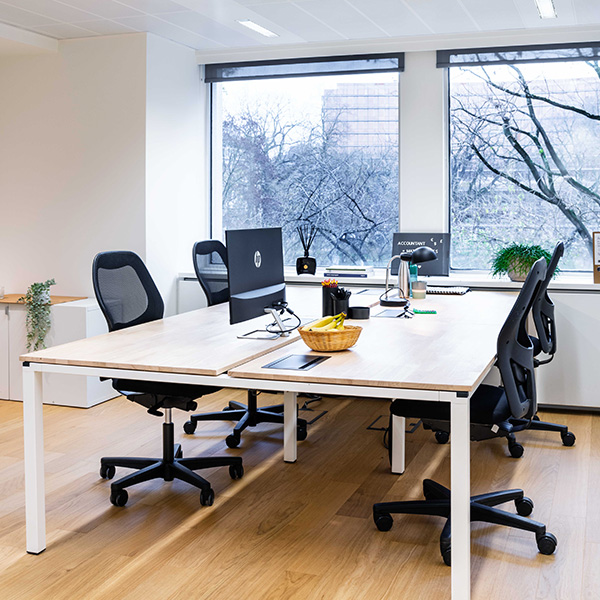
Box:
[226,227,287,326]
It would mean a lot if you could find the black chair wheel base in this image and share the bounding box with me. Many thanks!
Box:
[532,415,540,421]
[435,430,450,444]
[374,513,394,532]
[200,488,215,507]
[100,465,116,480]
[225,434,240,449]
[183,420,197,435]
[536,532,557,555]
[515,496,534,517]
[509,442,524,458]
[297,426,308,442]
[229,463,244,480]
[110,489,128,507]
[561,431,576,447]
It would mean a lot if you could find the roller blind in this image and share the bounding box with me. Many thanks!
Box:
[437,41,600,68]
[205,53,404,83]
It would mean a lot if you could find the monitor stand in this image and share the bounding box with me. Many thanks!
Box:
[264,307,290,337]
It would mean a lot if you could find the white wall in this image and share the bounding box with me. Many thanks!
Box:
[145,34,207,316]
[0,34,147,297]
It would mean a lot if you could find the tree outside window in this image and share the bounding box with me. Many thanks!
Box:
[212,73,399,266]
[450,58,600,271]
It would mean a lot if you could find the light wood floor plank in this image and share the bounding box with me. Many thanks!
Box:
[0,397,596,600]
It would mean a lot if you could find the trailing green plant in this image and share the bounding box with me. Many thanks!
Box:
[19,279,56,351]
[491,244,556,279]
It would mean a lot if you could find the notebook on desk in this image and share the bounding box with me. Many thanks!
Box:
[426,286,470,295]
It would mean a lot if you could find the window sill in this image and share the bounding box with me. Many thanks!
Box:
[284,268,600,292]
[178,269,600,293]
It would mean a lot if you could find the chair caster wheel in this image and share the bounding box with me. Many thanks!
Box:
[532,415,540,421]
[441,544,452,566]
[175,447,183,459]
[229,463,244,480]
[515,496,534,517]
[183,420,197,435]
[200,488,215,506]
[509,442,524,458]
[561,431,575,447]
[374,513,393,532]
[100,465,116,480]
[110,489,128,507]
[226,434,240,448]
[536,532,557,555]
[297,426,308,441]
[435,431,450,444]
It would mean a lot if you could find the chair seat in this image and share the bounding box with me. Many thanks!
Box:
[391,384,512,426]
[113,378,219,400]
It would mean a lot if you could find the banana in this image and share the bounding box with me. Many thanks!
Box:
[304,313,348,332]
[303,315,335,331]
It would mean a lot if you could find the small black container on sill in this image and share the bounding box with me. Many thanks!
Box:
[296,224,318,275]
[296,255,317,275]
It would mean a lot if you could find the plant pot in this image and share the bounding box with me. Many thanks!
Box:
[507,268,527,282]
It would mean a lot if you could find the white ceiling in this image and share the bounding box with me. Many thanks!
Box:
[0,0,599,56]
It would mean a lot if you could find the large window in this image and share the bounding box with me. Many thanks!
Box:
[209,56,400,267]
[447,44,600,271]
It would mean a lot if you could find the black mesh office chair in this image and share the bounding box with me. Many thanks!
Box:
[373,258,557,565]
[93,251,243,507]
[182,240,308,448]
[520,242,575,445]
[424,242,575,457]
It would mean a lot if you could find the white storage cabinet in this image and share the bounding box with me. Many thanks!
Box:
[0,298,116,407]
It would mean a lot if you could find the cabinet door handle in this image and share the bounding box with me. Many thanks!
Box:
[4,306,8,316]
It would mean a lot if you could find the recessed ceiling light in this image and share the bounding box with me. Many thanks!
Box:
[237,20,279,38]
[534,0,557,19]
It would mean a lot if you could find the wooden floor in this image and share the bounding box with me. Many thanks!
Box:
[0,392,597,600]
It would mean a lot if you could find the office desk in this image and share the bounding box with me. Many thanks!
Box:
[21,291,516,600]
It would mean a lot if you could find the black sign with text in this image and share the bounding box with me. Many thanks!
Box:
[390,233,450,276]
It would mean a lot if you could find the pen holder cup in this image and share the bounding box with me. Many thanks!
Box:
[332,297,350,316]
[322,287,335,316]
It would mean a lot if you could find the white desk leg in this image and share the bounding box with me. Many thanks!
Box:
[283,391,297,463]
[450,394,470,600]
[390,414,405,474]
[23,366,46,554]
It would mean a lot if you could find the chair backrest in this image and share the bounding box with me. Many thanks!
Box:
[532,242,564,356]
[192,240,229,307]
[92,251,164,332]
[496,257,547,421]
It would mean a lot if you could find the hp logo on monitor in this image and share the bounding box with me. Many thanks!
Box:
[254,250,262,268]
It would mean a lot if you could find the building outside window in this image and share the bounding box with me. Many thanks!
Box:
[447,45,600,271]
[209,56,400,267]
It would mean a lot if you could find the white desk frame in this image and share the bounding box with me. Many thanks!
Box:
[23,361,477,600]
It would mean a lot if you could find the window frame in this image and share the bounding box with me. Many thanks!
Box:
[209,55,402,267]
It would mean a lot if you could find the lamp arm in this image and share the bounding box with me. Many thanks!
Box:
[385,254,403,298]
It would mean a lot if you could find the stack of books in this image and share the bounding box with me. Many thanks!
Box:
[323,265,374,279]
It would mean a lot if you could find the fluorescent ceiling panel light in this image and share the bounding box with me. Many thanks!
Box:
[237,20,278,38]
[534,0,557,19]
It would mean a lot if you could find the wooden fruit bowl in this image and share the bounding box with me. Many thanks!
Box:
[298,324,362,352]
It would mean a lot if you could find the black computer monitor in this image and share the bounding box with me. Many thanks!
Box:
[226,227,286,325]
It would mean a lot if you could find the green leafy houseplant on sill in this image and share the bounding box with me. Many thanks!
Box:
[19,279,56,351]
[491,244,554,282]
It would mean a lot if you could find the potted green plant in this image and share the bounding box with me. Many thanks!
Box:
[19,279,56,351]
[491,244,554,282]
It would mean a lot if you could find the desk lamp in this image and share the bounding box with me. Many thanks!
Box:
[381,246,437,307]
